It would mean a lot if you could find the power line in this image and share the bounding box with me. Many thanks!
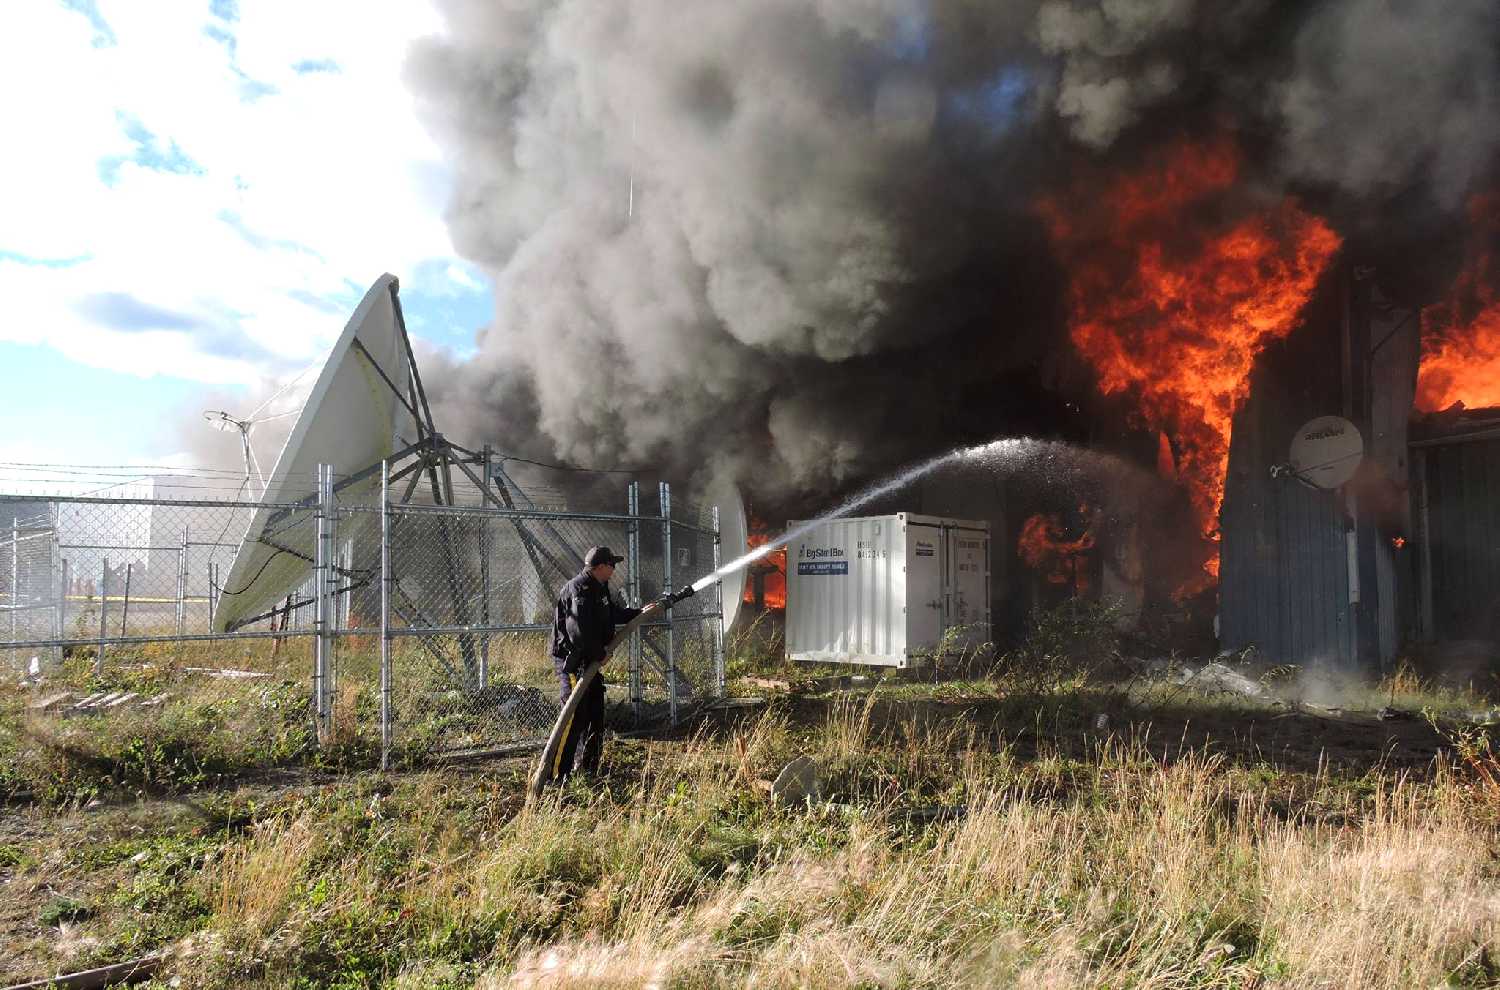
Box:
[0,464,326,481]
[0,460,264,473]
[0,477,318,495]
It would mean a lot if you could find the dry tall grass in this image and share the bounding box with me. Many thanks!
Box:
[209,812,321,943]
[177,697,1500,989]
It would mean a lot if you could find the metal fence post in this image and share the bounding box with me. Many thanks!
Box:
[339,536,353,631]
[380,460,392,770]
[627,481,642,720]
[712,505,726,697]
[314,463,336,739]
[120,563,132,636]
[96,557,108,676]
[479,446,492,690]
[56,556,68,665]
[660,482,676,725]
[176,525,188,639]
[8,517,17,645]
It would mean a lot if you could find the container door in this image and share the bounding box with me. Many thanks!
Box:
[946,525,989,647]
[906,523,943,652]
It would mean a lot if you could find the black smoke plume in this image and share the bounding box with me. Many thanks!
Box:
[404,0,1500,506]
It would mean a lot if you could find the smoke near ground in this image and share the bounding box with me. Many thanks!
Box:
[403,0,1500,505]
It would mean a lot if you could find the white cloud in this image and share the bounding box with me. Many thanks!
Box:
[0,0,468,389]
[445,263,485,293]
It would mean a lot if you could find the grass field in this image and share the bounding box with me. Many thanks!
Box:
[2,613,1498,988]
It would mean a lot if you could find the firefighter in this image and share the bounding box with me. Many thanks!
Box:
[548,546,642,781]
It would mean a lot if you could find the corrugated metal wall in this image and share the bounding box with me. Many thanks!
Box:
[1418,438,1500,641]
[1221,456,1354,667]
[1221,270,1420,672]
[1220,278,1359,669]
[1218,289,1362,669]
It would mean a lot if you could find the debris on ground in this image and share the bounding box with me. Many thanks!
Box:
[1173,661,1270,701]
[706,697,767,710]
[1142,656,1176,677]
[769,757,823,806]
[1292,701,1345,719]
[181,667,269,680]
[26,692,72,712]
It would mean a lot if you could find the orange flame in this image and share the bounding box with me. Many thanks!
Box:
[1017,511,1095,591]
[1040,139,1341,590]
[743,517,786,610]
[1416,195,1500,413]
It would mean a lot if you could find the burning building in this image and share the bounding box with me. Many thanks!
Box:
[742,517,787,612]
[407,0,1500,676]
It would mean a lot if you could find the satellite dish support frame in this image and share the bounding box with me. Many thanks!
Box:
[227,277,657,705]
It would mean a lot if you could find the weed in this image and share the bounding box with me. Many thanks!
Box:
[997,598,1128,688]
[40,896,93,926]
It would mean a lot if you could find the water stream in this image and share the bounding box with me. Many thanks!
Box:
[689,437,1158,594]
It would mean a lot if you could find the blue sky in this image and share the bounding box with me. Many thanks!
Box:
[0,1,491,491]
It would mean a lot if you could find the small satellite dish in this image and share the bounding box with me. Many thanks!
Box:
[212,274,414,632]
[706,481,748,632]
[203,410,249,433]
[202,410,266,496]
[1287,415,1364,489]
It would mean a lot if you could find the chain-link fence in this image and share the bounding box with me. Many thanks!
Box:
[374,477,725,762]
[1,470,725,768]
[1,493,320,772]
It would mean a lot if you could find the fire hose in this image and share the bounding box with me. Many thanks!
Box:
[528,583,698,799]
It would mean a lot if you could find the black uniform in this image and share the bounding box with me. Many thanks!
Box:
[549,569,640,779]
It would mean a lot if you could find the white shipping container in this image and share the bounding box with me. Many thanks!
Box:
[785,513,991,668]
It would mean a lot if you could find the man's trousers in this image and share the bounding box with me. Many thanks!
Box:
[552,662,606,780]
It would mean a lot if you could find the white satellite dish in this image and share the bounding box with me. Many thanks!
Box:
[212,274,414,631]
[1287,415,1364,490]
[706,481,748,631]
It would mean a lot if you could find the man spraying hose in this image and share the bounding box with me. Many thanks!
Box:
[535,547,696,794]
[548,546,640,782]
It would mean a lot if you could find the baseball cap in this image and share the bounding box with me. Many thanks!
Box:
[584,546,626,567]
